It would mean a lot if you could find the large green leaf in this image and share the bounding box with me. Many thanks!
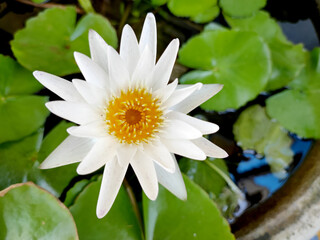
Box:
[220,0,266,17]
[0,122,78,197]
[0,95,49,144]
[168,0,217,18]
[0,55,42,96]
[179,158,227,198]
[70,177,142,240]
[233,105,293,177]
[143,175,234,240]
[11,7,118,76]
[190,5,220,24]
[179,29,271,111]
[266,48,320,139]
[225,11,305,91]
[0,182,78,239]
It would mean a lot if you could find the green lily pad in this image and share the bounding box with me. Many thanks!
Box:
[179,158,227,198]
[0,95,49,144]
[0,182,78,239]
[190,5,220,24]
[64,179,91,207]
[179,29,271,111]
[11,7,118,76]
[225,11,305,91]
[0,122,78,197]
[234,105,293,177]
[0,55,42,96]
[143,175,234,240]
[168,0,217,18]
[220,0,266,17]
[151,0,168,6]
[266,48,320,139]
[70,177,142,240]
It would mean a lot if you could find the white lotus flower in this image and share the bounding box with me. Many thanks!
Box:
[33,13,227,218]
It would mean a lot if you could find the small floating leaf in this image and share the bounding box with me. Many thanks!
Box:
[220,0,266,17]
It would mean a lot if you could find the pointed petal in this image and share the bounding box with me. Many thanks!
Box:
[143,141,175,173]
[33,71,83,102]
[165,83,202,108]
[67,121,108,138]
[96,158,128,218]
[139,13,157,64]
[154,79,178,102]
[161,138,206,160]
[155,154,187,200]
[149,39,179,90]
[46,101,100,125]
[120,24,140,76]
[166,111,219,134]
[131,151,158,200]
[192,137,228,158]
[77,138,117,175]
[131,46,154,87]
[39,136,93,169]
[74,52,109,89]
[171,84,223,114]
[72,79,107,106]
[116,144,137,167]
[89,30,109,73]
[161,119,202,140]
[108,46,130,92]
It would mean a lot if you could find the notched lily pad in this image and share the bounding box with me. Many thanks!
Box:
[143,175,234,240]
[234,105,294,177]
[11,7,118,76]
[69,176,142,240]
[220,0,266,17]
[179,29,271,111]
[0,182,78,240]
[225,11,305,91]
[267,48,320,139]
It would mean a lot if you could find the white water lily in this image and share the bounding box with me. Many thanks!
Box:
[33,13,227,218]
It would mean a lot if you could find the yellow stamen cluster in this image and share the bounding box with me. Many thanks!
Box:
[105,88,163,144]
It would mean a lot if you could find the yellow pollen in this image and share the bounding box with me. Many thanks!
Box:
[105,88,163,144]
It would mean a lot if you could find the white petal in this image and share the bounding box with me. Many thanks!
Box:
[72,79,107,106]
[149,39,179,90]
[108,46,130,92]
[67,121,108,138]
[46,101,100,125]
[74,52,109,89]
[39,136,93,169]
[139,13,157,64]
[33,71,83,102]
[192,137,228,158]
[77,138,117,175]
[116,144,137,167]
[161,138,206,160]
[89,30,109,73]
[161,119,202,140]
[97,158,128,218]
[154,154,187,200]
[131,46,154,87]
[143,141,175,173]
[165,83,202,108]
[131,151,158,200]
[154,79,178,102]
[120,24,140,76]
[171,84,223,114]
[166,111,219,134]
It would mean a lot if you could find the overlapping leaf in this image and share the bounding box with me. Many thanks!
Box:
[11,7,118,76]
[179,29,271,111]
[220,0,266,17]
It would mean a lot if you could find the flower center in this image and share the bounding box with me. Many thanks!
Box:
[105,88,163,144]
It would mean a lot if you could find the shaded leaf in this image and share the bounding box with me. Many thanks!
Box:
[0,182,78,239]
[143,175,234,240]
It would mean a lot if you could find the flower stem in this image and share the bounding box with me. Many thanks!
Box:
[205,160,244,199]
